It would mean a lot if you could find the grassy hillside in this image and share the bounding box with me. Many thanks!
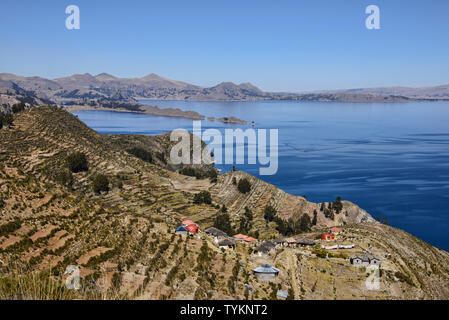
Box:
[0,106,448,300]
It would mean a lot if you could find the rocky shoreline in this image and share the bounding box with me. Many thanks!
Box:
[62,104,247,125]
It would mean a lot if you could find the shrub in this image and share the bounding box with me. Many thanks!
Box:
[67,152,88,173]
[213,213,233,235]
[299,213,311,232]
[193,191,212,205]
[11,103,26,113]
[0,113,13,128]
[127,147,153,163]
[0,220,22,237]
[53,169,73,187]
[264,205,276,222]
[92,174,109,194]
[181,167,196,177]
[237,178,251,194]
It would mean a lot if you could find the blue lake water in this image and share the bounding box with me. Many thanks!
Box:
[73,100,449,251]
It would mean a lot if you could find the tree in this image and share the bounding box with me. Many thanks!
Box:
[263,205,276,222]
[324,208,334,220]
[181,167,196,177]
[237,178,251,194]
[193,191,212,205]
[53,169,73,187]
[213,213,233,235]
[312,210,318,226]
[239,207,253,234]
[0,113,13,128]
[127,147,153,163]
[11,103,26,113]
[67,152,88,173]
[299,214,311,232]
[333,196,343,214]
[92,174,109,194]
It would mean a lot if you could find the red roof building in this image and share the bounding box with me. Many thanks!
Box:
[185,224,199,234]
[182,220,196,227]
[233,234,257,243]
[321,233,335,241]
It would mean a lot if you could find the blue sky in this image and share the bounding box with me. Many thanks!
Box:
[0,0,448,91]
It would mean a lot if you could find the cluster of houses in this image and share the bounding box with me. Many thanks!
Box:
[253,237,316,257]
[350,254,381,266]
[203,227,258,251]
[175,223,381,282]
[175,220,199,236]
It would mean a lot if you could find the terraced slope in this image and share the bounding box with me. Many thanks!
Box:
[0,106,448,300]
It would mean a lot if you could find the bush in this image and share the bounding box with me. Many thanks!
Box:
[0,220,22,237]
[92,174,109,194]
[193,191,212,204]
[213,213,233,235]
[299,214,311,232]
[264,205,276,222]
[0,113,13,128]
[53,169,73,187]
[237,178,251,194]
[67,152,88,173]
[181,167,196,177]
[11,103,26,113]
[127,147,153,163]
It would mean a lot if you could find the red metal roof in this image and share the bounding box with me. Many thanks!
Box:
[233,234,257,242]
[182,220,195,226]
[186,224,198,234]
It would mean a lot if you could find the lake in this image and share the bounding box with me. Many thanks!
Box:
[73,100,449,251]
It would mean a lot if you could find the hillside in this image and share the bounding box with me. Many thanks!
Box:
[1,106,449,300]
[2,73,447,108]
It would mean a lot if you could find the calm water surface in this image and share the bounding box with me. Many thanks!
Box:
[73,100,449,251]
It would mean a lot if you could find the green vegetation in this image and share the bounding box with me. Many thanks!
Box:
[92,174,110,194]
[0,113,14,129]
[127,147,153,163]
[181,167,217,180]
[263,205,311,236]
[238,206,253,234]
[67,152,88,173]
[298,213,312,232]
[213,213,234,235]
[11,103,26,114]
[237,178,251,194]
[0,220,22,237]
[263,205,276,222]
[193,191,212,205]
[312,247,328,259]
[312,210,317,226]
[53,169,73,187]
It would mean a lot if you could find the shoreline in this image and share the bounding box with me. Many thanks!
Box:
[62,105,247,125]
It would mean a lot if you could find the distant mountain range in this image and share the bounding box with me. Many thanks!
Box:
[1,72,448,110]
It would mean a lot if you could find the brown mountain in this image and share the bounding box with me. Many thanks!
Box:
[1,72,449,105]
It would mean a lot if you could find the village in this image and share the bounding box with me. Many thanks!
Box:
[174,221,383,299]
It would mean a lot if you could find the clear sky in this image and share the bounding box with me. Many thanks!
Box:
[0,0,448,92]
